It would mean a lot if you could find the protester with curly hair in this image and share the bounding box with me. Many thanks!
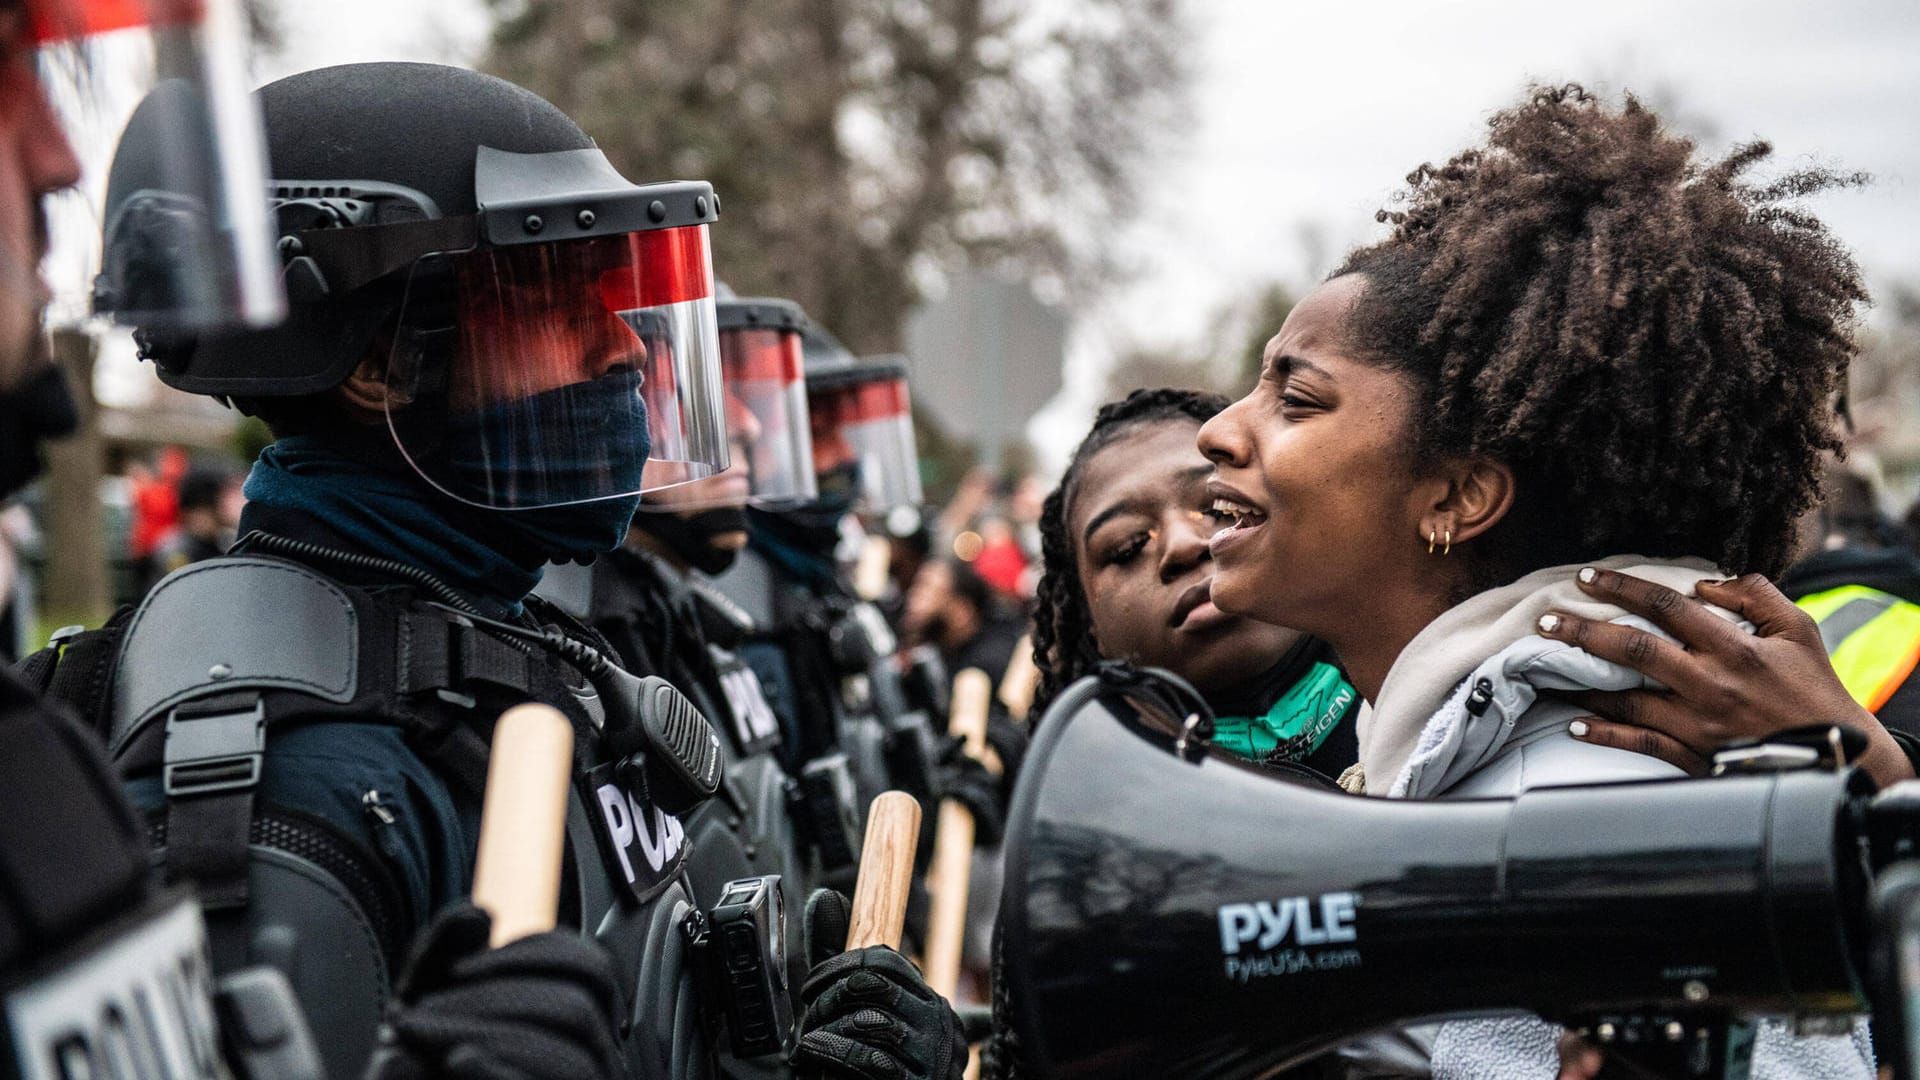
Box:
[1031,378,1916,783]
[1199,84,1879,1077]
[1009,379,1902,1078]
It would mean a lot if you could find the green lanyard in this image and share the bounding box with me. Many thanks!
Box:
[1211,662,1355,764]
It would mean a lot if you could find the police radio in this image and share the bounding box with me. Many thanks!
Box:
[898,647,951,726]
[792,754,865,881]
[879,648,954,860]
[419,602,726,814]
[1000,671,1920,1080]
[686,875,795,1059]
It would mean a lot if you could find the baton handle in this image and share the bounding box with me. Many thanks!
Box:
[471,704,575,948]
[845,791,923,950]
[948,668,993,757]
[853,534,892,602]
[999,637,1040,724]
[923,668,993,996]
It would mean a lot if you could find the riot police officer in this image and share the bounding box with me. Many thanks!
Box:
[535,295,816,1077]
[545,296,972,1080]
[1,2,323,1076]
[30,59,743,1080]
[714,343,938,810]
[557,296,817,909]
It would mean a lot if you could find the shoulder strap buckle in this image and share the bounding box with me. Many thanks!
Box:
[163,696,267,798]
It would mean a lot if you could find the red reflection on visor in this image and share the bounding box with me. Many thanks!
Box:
[30,0,199,41]
[722,328,804,384]
[814,377,908,423]
[597,225,713,311]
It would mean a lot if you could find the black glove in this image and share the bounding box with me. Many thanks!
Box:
[792,889,967,1080]
[931,714,1029,848]
[933,745,1005,846]
[366,903,629,1080]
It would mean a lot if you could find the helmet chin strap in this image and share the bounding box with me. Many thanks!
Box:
[631,505,749,576]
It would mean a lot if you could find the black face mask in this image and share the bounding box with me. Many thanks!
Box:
[759,462,860,552]
[0,364,80,501]
[635,506,750,576]
[813,461,861,514]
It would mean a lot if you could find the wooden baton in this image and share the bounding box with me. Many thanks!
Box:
[844,791,924,950]
[471,704,575,948]
[852,534,893,603]
[998,636,1040,725]
[922,667,993,998]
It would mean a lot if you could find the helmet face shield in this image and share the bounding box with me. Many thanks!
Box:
[723,326,816,506]
[43,0,285,330]
[640,317,816,513]
[808,362,923,512]
[384,224,727,510]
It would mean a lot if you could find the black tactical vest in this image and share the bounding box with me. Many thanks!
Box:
[30,554,715,1080]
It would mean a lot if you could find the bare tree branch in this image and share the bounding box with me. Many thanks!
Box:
[482,0,1192,352]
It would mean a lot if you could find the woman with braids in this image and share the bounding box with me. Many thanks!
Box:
[1198,84,1882,1076]
[991,387,1374,1080]
[1028,387,1361,777]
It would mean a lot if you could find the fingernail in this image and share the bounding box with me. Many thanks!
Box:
[1537,613,1561,634]
[1577,567,1597,585]
[1569,719,1590,738]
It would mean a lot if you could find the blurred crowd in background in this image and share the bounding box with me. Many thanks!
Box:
[0,438,1059,670]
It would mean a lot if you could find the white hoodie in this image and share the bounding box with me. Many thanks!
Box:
[1359,555,1731,798]
[1358,555,1873,1079]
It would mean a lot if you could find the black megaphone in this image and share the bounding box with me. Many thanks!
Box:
[999,672,1920,1079]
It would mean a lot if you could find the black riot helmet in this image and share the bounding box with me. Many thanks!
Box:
[117,62,731,510]
[710,296,816,506]
[805,354,923,513]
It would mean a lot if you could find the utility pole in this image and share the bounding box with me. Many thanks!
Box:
[40,327,107,630]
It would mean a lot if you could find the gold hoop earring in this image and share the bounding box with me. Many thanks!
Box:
[1427,529,1437,554]
[1443,529,1452,556]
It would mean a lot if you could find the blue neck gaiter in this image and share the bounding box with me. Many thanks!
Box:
[743,462,861,588]
[432,371,651,512]
[747,502,845,590]
[240,435,641,617]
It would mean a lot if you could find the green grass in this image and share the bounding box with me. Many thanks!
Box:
[30,609,110,652]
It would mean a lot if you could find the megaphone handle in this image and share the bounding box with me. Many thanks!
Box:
[471,704,575,948]
[845,791,923,950]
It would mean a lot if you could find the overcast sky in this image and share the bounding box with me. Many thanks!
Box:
[1119,0,1920,341]
[58,0,1920,464]
[1037,0,1920,464]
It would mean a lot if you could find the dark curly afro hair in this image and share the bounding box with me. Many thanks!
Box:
[1335,84,1867,584]
[1029,387,1229,719]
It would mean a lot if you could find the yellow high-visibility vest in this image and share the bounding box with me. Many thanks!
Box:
[1796,585,1920,712]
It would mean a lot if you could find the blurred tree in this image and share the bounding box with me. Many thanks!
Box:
[232,415,273,463]
[995,436,1036,486]
[1848,282,1920,493]
[1100,281,1295,401]
[912,404,976,508]
[242,0,283,55]
[482,0,1191,354]
[1101,341,1227,400]
[1227,282,1294,388]
[40,330,107,630]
